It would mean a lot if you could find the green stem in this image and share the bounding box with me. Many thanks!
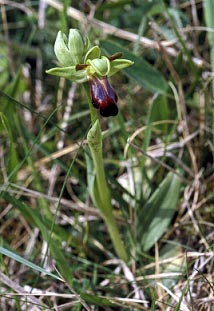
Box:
[84,83,128,262]
[103,214,129,263]
[204,0,214,94]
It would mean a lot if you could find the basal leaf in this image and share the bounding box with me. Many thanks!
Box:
[138,172,180,251]
[150,93,169,133]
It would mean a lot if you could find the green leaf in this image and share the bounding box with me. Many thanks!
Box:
[101,40,168,93]
[0,247,63,281]
[138,172,181,251]
[150,93,169,133]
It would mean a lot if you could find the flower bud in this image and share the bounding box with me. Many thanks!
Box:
[54,31,73,66]
[68,29,86,64]
[54,29,90,67]
[89,75,118,117]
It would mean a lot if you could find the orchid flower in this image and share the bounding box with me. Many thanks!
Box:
[46,29,134,117]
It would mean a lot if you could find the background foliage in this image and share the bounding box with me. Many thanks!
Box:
[0,0,213,310]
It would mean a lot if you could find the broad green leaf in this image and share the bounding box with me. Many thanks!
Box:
[138,172,181,251]
[150,93,169,133]
[101,40,168,93]
[0,247,63,281]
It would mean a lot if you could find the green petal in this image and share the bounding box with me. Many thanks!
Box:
[87,56,110,76]
[46,66,87,82]
[54,31,74,66]
[108,59,134,76]
[84,46,101,62]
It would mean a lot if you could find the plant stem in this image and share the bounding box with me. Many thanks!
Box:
[84,83,129,262]
[103,214,129,263]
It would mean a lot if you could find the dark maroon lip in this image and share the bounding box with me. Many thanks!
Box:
[89,75,118,117]
[100,104,118,117]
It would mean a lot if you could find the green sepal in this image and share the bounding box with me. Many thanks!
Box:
[68,29,86,64]
[108,59,134,77]
[46,66,87,83]
[54,31,73,66]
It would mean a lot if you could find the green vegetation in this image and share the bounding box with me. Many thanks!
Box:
[0,0,213,310]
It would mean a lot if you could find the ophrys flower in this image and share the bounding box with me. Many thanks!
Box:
[46,29,134,117]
